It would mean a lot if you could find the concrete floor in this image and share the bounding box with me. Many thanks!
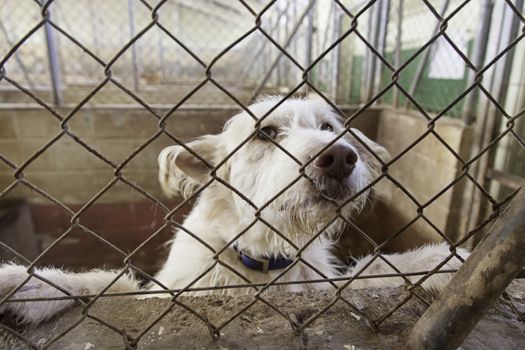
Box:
[1,281,524,350]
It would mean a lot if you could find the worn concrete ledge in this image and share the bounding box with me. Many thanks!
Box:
[1,282,524,350]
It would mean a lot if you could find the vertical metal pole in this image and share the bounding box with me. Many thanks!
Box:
[262,18,268,81]
[127,0,140,91]
[271,11,278,87]
[467,0,524,238]
[292,0,298,82]
[330,12,342,101]
[373,0,390,103]
[172,5,182,83]
[262,14,272,82]
[462,0,500,240]
[88,1,100,80]
[305,3,314,68]
[408,188,525,350]
[361,9,371,100]
[304,1,314,95]
[362,3,379,101]
[88,1,99,54]
[320,1,335,90]
[158,32,165,80]
[251,0,316,101]
[462,0,493,124]
[44,8,63,106]
[269,11,277,87]
[393,0,404,108]
[238,4,289,84]
[490,37,525,197]
[283,10,290,87]
[276,11,283,87]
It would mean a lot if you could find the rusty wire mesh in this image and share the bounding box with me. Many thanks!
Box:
[0,0,525,348]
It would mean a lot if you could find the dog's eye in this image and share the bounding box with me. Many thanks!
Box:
[257,126,278,140]
[320,123,334,132]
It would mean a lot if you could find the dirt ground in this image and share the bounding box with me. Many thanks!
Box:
[1,281,524,350]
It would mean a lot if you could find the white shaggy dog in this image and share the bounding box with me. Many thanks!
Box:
[0,97,468,324]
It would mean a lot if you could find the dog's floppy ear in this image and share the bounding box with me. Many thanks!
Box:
[349,128,390,163]
[348,128,393,199]
[158,134,222,198]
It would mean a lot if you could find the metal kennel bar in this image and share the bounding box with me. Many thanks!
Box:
[127,0,140,92]
[250,0,316,100]
[461,0,524,248]
[0,0,524,348]
[43,6,63,106]
[461,0,492,125]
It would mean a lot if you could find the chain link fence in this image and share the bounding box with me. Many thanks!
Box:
[0,0,317,106]
[0,0,525,348]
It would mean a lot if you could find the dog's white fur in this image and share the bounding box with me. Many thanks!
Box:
[0,97,468,324]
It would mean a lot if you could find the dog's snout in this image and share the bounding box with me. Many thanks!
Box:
[314,144,358,181]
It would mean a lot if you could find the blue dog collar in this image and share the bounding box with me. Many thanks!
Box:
[233,245,294,273]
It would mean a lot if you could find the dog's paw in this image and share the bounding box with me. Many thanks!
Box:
[346,243,469,292]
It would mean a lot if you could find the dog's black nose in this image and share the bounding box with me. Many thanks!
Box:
[313,144,358,182]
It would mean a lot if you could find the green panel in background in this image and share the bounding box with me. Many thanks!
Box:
[380,45,472,118]
[345,40,475,118]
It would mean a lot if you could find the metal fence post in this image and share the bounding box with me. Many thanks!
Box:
[158,31,165,80]
[276,9,283,87]
[2,1,525,347]
[251,0,316,100]
[304,0,314,96]
[292,0,298,81]
[248,10,281,89]
[408,187,525,350]
[283,9,290,87]
[461,0,493,125]
[127,0,140,91]
[466,0,524,239]
[373,0,390,103]
[393,0,403,108]
[44,7,63,106]
[330,12,342,101]
[89,1,100,55]
[318,1,335,91]
[305,2,314,69]
[361,3,380,101]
